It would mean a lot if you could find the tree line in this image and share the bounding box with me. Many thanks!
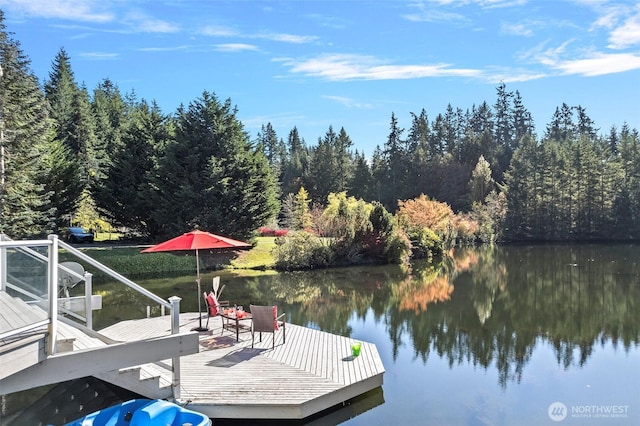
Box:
[1,11,639,253]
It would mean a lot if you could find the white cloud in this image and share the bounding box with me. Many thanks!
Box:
[483,67,548,83]
[77,52,119,60]
[123,11,180,34]
[322,95,374,109]
[552,52,640,76]
[138,45,191,52]
[0,0,113,22]
[199,25,238,37]
[529,35,640,76]
[306,13,349,30]
[403,9,468,23]
[501,22,534,37]
[256,33,318,44]
[198,26,316,44]
[607,12,640,49]
[215,43,259,52]
[281,54,482,81]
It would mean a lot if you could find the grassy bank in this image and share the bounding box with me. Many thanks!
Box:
[72,237,277,277]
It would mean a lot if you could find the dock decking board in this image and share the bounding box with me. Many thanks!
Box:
[2,291,384,421]
[0,292,48,337]
[100,312,384,419]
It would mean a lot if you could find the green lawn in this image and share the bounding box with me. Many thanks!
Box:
[229,237,277,270]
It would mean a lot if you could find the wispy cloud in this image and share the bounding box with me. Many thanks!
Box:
[77,51,119,60]
[403,8,468,24]
[215,43,259,52]
[483,68,548,83]
[256,32,318,44]
[137,43,257,54]
[607,9,640,49]
[414,0,527,8]
[322,95,374,109]
[0,0,181,34]
[123,11,180,34]
[138,45,192,52]
[198,26,317,44]
[550,52,640,76]
[501,21,535,37]
[279,54,482,81]
[306,13,349,30]
[404,0,526,22]
[199,25,239,37]
[0,0,113,22]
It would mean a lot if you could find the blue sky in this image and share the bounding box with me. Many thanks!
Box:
[1,0,639,156]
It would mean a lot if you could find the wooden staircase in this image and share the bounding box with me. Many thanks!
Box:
[0,292,197,398]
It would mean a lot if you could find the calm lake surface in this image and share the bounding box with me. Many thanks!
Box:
[5,244,640,425]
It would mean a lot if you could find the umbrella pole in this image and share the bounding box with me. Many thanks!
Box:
[192,248,208,332]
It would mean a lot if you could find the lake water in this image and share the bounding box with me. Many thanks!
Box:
[4,244,640,425]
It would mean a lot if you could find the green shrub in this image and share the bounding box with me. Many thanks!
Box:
[273,231,332,271]
[384,231,413,265]
[408,227,443,260]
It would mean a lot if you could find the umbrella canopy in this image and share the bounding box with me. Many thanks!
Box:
[140,230,251,254]
[141,230,251,331]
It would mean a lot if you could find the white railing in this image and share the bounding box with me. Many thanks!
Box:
[0,233,184,397]
[0,234,181,353]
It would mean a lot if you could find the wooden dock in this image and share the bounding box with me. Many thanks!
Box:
[100,312,385,420]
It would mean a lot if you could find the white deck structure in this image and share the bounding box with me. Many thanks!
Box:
[101,312,385,419]
[0,235,385,421]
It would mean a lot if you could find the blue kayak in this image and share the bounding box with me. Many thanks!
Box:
[64,399,211,426]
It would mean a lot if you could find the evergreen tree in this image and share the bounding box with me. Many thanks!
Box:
[335,127,354,193]
[512,90,534,143]
[503,134,539,239]
[255,122,284,183]
[493,83,515,180]
[94,99,170,237]
[153,91,279,240]
[430,113,447,159]
[43,48,87,228]
[406,109,431,195]
[44,48,77,149]
[281,126,308,197]
[378,113,406,209]
[545,103,575,142]
[92,78,127,169]
[349,150,373,200]
[305,125,355,202]
[41,135,80,229]
[370,146,388,206]
[607,125,619,154]
[70,84,99,183]
[0,12,52,237]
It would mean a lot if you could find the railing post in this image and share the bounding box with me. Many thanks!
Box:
[47,235,59,355]
[84,272,93,330]
[168,296,182,400]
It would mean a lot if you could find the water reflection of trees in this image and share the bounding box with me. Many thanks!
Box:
[233,244,640,388]
[389,244,640,388]
[237,267,398,337]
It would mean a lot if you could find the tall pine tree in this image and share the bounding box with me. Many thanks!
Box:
[153,91,279,240]
[0,12,52,237]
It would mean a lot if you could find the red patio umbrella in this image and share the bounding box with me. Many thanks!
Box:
[141,230,251,331]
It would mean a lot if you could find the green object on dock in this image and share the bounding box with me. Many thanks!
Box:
[351,341,362,357]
